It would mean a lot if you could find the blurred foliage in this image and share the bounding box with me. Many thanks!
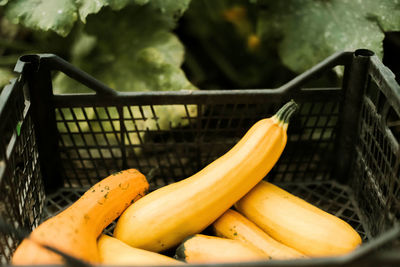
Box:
[255,0,400,74]
[178,0,400,89]
[1,0,157,37]
[0,0,399,90]
[0,0,193,91]
[178,0,295,89]
[54,4,195,94]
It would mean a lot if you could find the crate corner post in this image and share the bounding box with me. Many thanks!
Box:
[333,49,375,183]
[21,54,64,193]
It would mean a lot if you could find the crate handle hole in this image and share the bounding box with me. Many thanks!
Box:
[19,55,39,64]
[355,49,374,57]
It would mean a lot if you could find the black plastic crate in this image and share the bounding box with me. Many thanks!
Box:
[0,49,399,266]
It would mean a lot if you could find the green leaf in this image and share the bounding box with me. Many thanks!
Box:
[3,0,141,36]
[5,0,78,37]
[257,0,400,73]
[149,0,191,18]
[0,68,15,85]
[2,0,191,38]
[55,4,194,93]
[75,0,190,26]
[75,0,109,23]
[53,3,196,152]
[0,67,15,93]
[70,31,97,59]
[365,0,400,31]
[76,0,142,23]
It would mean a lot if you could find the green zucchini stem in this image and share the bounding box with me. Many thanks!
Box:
[275,100,298,122]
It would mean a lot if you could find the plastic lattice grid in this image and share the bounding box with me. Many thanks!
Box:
[271,100,340,183]
[55,104,199,188]
[351,76,400,238]
[56,106,124,187]
[42,180,369,242]
[0,88,45,265]
[54,99,341,189]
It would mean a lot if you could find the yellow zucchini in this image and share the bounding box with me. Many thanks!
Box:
[235,181,362,257]
[213,209,306,259]
[113,101,298,252]
[175,234,268,263]
[98,235,183,265]
[12,169,148,264]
